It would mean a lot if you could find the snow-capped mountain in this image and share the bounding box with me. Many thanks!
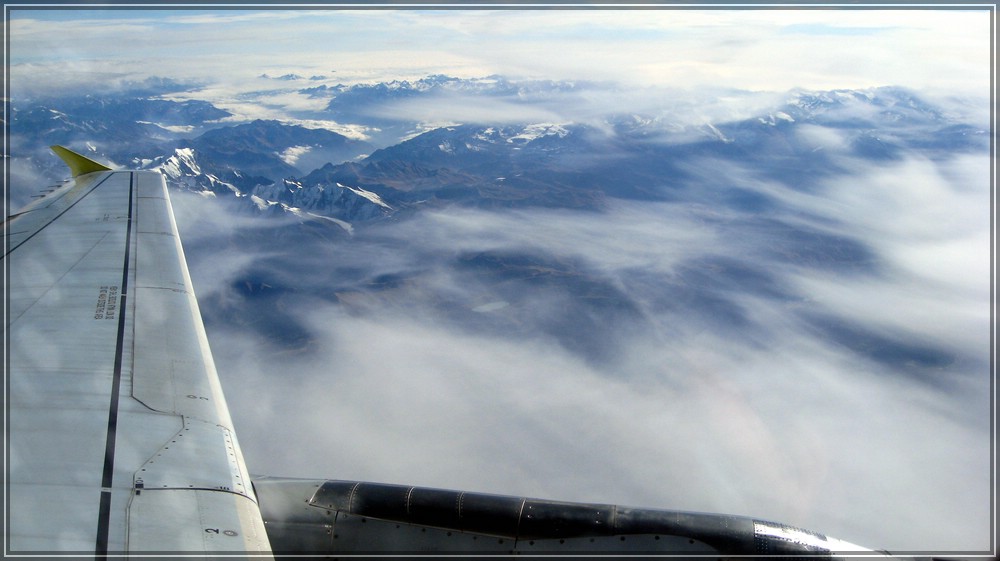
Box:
[252,178,394,224]
[322,74,586,116]
[8,77,986,223]
[318,74,593,146]
[276,83,984,222]
[7,94,231,189]
[12,95,230,148]
[177,119,374,178]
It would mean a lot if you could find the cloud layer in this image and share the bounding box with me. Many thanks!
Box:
[8,5,993,554]
[173,142,992,552]
[8,8,990,99]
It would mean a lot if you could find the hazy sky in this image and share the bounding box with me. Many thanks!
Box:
[5,2,996,555]
[7,5,992,98]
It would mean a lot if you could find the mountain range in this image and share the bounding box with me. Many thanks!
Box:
[6,76,989,369]
[9,77,985,225]
[5,75,991,551]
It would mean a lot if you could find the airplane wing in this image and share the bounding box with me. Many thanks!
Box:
[4,147,272,556]
[6,147,888,558]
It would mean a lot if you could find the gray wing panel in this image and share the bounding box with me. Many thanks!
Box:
[5,170,271,555]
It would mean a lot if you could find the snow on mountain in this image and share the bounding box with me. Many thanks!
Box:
[365,122,590,172]
[247,177,395,225]
[758,112,795,126]
[8,78,986,225]
[703,123,733,144]
[505,123,571,144]
[782,86,947,126]
[157,147,202,177]
[319,75,592,147]
[151,148,242,197]
[137,121,198,134]
[292,209,355,235]
[250,194,278,211]
[181,119,374,178]
[336,182,393,210]
[141,140,393,227]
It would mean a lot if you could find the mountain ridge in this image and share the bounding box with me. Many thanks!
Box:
[8,77,987,220]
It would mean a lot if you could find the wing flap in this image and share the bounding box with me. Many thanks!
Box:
[127,489,272,553]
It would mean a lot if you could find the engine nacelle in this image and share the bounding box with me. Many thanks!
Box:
[252,477,883,559]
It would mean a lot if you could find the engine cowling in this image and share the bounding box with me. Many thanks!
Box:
[252,477,883,559]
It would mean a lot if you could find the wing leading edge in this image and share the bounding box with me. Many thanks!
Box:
[4,147,271,556]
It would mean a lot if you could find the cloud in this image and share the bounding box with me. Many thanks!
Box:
[393,204,717,274]
[364,85,799,139]
[174,144,991,552]
[205,271,988,552]
[756,153,990,364]
[7,8,990,99]
[368,93,567,127]
[277,145,311,166]
[8,6,989,553]
[6,156,61,212]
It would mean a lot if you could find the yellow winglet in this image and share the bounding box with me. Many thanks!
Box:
[50,145,113,178]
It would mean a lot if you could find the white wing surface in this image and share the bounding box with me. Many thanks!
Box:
[4,148,272,556]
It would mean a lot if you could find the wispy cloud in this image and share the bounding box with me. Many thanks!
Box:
[175,140,991,552]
